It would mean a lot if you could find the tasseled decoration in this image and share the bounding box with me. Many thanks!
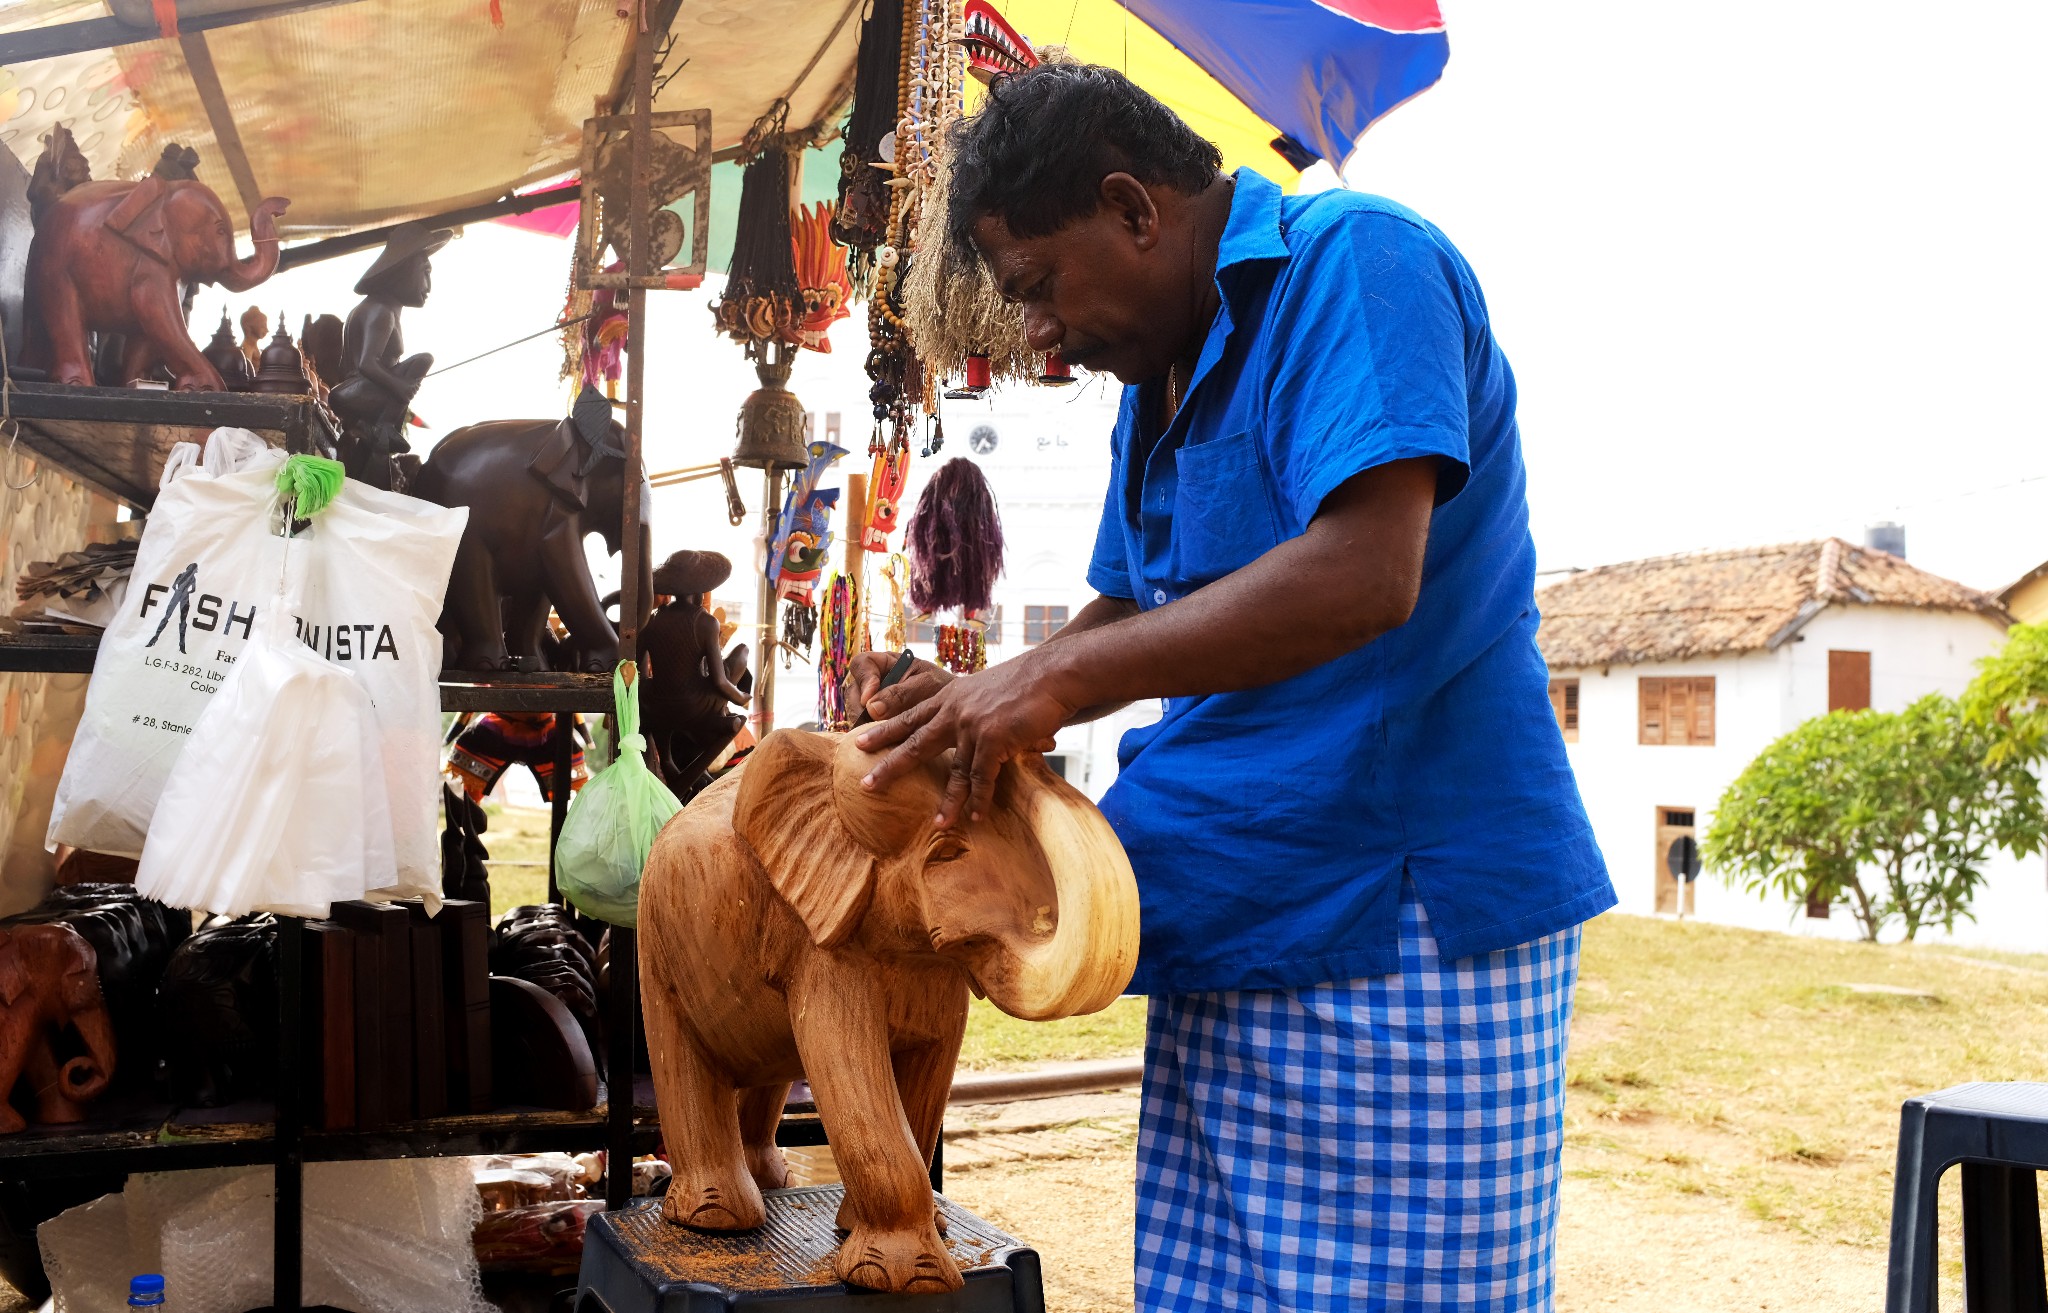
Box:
[713,143,801,346]
[881,553,909,652]
[905,456,1004,617]
[818,572,855,728]
[832,0,905,270]
[934,624,986,675]
[901,118,1037,387]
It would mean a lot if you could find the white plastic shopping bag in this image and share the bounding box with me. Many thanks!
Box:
[134,597,397,919]
[298,480,466,907]
[49,452,299,858]
[49,436,466,903]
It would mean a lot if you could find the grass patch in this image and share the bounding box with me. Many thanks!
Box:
[958,997,1147,1070]
[481,803,554,919]
[1567,912,2048,1253]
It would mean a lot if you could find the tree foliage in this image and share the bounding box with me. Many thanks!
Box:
[1962,621,2048,765]
[1704,695,2046,942]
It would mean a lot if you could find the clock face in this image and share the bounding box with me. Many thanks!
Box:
[968,424,999,455]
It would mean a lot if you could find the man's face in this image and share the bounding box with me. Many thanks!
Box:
[972,178,1179,384]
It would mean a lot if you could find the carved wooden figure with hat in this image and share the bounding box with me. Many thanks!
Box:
[640,550,753,798]
[330,221,451,487]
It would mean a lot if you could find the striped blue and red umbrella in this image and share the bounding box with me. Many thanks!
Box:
[1120,0,1447,170]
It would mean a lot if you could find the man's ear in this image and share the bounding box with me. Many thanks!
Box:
[1098,172,1160,251]
[732,731,876,948]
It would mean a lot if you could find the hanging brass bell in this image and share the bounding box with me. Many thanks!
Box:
[730,341,811,470]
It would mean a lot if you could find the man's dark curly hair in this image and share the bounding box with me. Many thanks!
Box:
[944,63,1224,261]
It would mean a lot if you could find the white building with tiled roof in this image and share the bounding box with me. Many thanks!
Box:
[1536,535,2043,945]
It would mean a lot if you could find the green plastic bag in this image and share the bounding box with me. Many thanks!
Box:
[554,662,681,926]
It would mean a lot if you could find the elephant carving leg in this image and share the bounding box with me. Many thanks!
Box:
[35,278,94,387]
[130,284,225,392]
[791,960,961,1294]
[0,1082,24,1135]
[737,1082,791,1193]
[442,536,512,670]
[644,985,763,1230]
[537,519,619,673]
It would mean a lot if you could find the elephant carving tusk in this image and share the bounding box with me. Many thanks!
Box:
[991,788,1140,1022]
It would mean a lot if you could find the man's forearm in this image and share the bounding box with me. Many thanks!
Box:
[1028,459,1436,713]
[1040,594,1140,724]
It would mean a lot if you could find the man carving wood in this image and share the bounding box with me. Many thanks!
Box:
[852,64,1616,1313]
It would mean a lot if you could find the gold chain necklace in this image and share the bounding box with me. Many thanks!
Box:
[1165,362,1183,424]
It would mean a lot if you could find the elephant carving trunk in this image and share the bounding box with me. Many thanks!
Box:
[967,783,1142,1022]
[218,197,289,292]
[58,1003,116,1111]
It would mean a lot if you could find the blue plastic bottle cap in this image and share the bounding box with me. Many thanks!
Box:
[129,1274,165,1306]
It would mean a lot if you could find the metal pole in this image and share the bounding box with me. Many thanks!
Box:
[274,916,304,1313]
[755,468,784,735]
[601,0,655,1213]
[547,720,570,906]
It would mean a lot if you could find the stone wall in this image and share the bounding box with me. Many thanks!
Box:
[0,453,120,915]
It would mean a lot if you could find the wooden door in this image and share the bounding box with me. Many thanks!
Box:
[1654,806,1698,915]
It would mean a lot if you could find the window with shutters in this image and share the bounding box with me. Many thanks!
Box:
[1639,676,1715,745]
[1025,605,1069,645]
[1828,650,1871,712]
[1549,678,1580,741]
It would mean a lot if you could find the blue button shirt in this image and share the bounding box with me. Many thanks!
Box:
[1089,170,1613,994]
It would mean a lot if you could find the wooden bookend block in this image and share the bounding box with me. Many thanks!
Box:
[636,731,1140,1295]
[330,901,413,1126]
[435,899,493,1114]
[402,906,448,1121]
[301,921,356,1131]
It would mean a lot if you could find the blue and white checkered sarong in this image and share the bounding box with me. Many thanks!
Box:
[1135,883,1582,1312]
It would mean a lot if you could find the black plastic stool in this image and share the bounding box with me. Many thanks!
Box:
[575,1186,1045,1313]
[1888,1082,2048,1312]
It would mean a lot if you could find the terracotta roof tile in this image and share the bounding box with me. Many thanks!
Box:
[1535,539,2008,669]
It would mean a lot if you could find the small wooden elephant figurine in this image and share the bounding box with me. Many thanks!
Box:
[22,133,288,391]
[0,923,115,1133]
[638,730,1139,1293]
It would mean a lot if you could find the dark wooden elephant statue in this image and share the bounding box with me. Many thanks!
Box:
[412,417,653,672]
[639,731,1140,1293]
[24,170,288,391]
[0,924,114,1133]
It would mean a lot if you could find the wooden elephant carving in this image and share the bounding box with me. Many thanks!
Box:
[638,730,1140,1293]
[411,416,653,672]
[23,136,287,390]
[0,924,115,1133]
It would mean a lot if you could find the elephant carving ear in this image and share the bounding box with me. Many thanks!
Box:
[733,731,876,949]
[0,931,26,1007]
[106,175,173,264]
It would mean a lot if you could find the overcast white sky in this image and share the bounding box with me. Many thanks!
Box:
[1312,0,2048,590]
[202,0,2048,595]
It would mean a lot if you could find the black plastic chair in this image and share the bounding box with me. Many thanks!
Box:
[1888,1082,2048,1312]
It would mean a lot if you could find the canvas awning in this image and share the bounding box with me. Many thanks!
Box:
[0,0,861,235]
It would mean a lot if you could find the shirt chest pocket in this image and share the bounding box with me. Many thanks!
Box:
[1168,431,1284,588]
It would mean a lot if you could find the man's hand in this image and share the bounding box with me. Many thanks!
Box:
[855,659,1071,828]
[843,650,952,725]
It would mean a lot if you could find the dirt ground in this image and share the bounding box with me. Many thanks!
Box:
[931,1090,1894,1313]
